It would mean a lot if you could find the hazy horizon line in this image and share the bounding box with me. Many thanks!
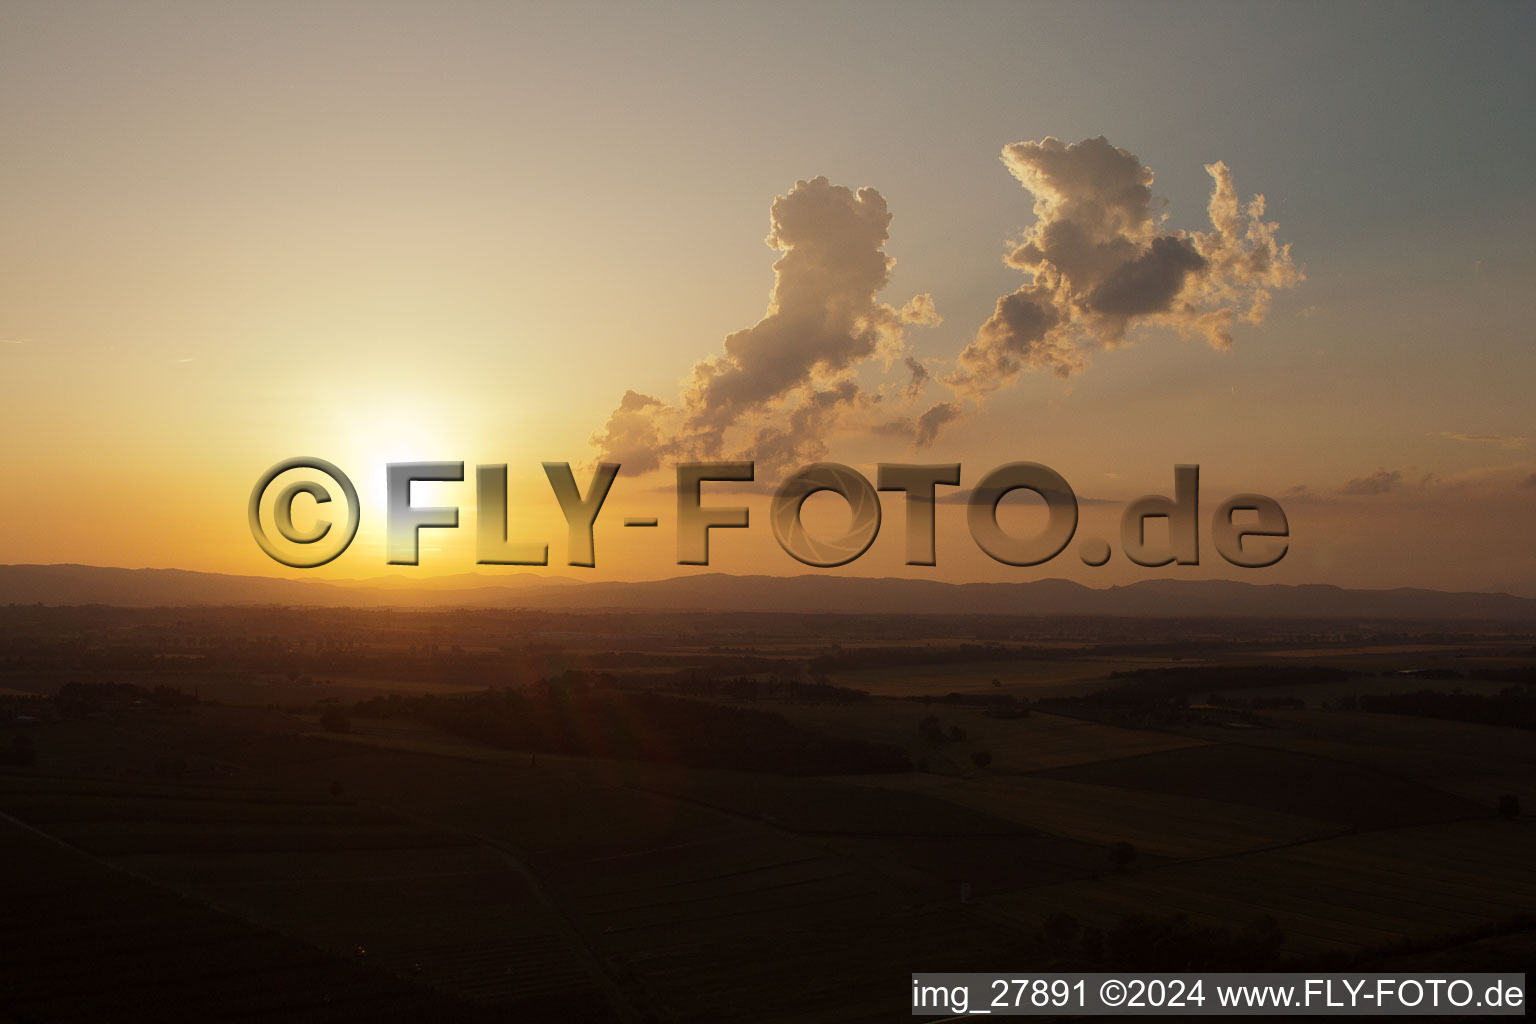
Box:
[4,561,1534,601]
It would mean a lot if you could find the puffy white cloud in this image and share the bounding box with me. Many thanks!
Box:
[593,138,1300,463]
[948,137,1300,400]
[589,390,671,474]
[592,176,938,471]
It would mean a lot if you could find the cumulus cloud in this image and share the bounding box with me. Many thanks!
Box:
[744,379,870,469]
[948,136,1300,400]
[593,138,1300,462]
[591,389,669,474]
[591,176,938,471]
[913,402,961,447]
[1341,468,1403,496]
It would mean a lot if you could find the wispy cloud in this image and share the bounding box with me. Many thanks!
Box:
[1331,463,1536,499]
[1434,431,1526,450]
[1340,468,1402,496]
[1279,483,1325,504]
[902,356,931,400]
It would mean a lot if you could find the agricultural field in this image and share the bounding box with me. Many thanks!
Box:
[984,818,1536,957]
[0,669,489,705]
[2,606,1531,1021]
[1034,742,1486,829]
[0,727,618,1019]
[1203,674,1509,707]
[826,654,1192,699]
[0,797,532,1022]
[759,701,1204,776]
[875,774,1340,859]
[1168,707,1536,806]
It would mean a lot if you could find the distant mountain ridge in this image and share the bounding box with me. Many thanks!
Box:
[2,563,1534,621]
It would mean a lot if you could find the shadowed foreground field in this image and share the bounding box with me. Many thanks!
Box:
[1,605,1532,1021]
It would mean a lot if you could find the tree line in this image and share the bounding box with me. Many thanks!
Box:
[351,672,911,776]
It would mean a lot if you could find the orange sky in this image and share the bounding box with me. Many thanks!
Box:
[2,3,1532,594]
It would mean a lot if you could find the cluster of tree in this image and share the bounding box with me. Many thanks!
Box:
[657,673,871,705]
[0,623,602,690]
[1380,667,1462,680]
[589,650,783,672]
[1375,666,1536,684]
[1100,664,1353,701]
[918,716,967,744]
[55,681,198,718]
[1467,665,1536,684]
[1204,694,1305,710]
[3,630,884,695]
[352,672,911,776]
[1037,666,1352,719]
[1338,686,1535,730]
[1040,911,1284,971]
[0,696,49,728]
[807,643,1044,674]
[903,691,1026,715]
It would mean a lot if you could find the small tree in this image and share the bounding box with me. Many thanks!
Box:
[1498,793,1521,819]
[970,750,993,769]
[1109,840,1137,873]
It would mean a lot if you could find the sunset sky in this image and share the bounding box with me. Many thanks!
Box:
[2,1,1532,593]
